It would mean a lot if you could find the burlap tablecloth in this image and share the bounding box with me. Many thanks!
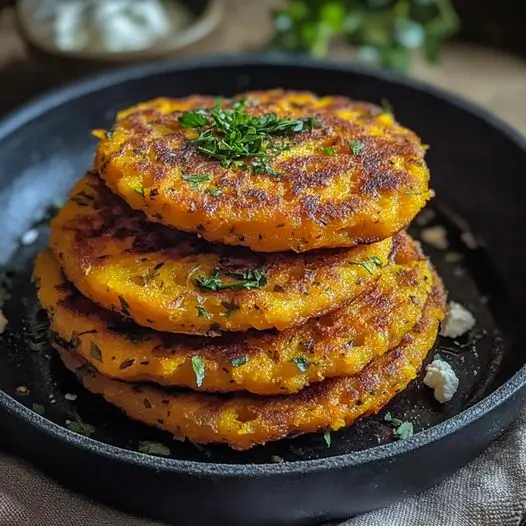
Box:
[1,410,525,526]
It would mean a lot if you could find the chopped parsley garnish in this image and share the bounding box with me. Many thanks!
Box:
[196,305,211,319]
[350,140,365,155]
[67,417,96,437]
[208,187,223,197]
[349,256,383,275]
[232,356,248,367]
[195,268,268,291]
[290,357,310,373]
[180,109,209,128]
[323,429,331,447]
[138,441,171,457]
[181,174,211,187]
[89,342,103,362]
[178,100,315,176]
[191,355,205,387]
[384,412,414,440]
[320,146,336,156]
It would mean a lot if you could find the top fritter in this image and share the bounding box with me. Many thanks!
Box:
[95,90,430,252]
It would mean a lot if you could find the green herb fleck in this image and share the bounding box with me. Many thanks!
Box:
[349,256,383,275]
[350,140,365,155]
[208,187,223,197]
[179,100,315,176]
[138,441,171,457]
[89,342,103,362]
[132,184,144,197]
[323,429,331,447]
[221,300,240,318]
[105,130,114,139]
[232,356,248,367]
[179,109,209,128]
[290,357,310,373]
[191,355,205,387]
[32,403,45,415]
[384,412,413,440]
[320,146,336,156]
[181,174,211,187]
[196,305,210,319]
[67,418,96,437]
[395,421,414,440]
[195,268,268,291]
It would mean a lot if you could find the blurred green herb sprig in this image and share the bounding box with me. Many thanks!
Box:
[269,0,460,71]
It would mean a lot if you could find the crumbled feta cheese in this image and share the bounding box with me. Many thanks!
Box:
[420,225,448,249]
[64,393,78,401]
[440,301,476,338]
[0,310,7,335]
[20,228,39,246]
[424,358,459,403]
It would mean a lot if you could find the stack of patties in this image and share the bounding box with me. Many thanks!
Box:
[34,90,446,450]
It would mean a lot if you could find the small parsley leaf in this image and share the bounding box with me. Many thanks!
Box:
[323,429,331,447]
[67,418,96,437]
[384,412,413,440]
[195,268,267,291]
[138,441,171,457]
[320,146,336,156]
[232,356,248,367]
[350,140,365,155]
[89,342,103,362]
[208,187,223,197]
[181,174,211,187]
[196,305,211,319]
[191,355,205,388]
[348,256,383,275]
[290,357,310,373]
[180,109,209,128]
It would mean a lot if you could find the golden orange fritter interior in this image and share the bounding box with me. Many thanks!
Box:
[94,90,430,252]
[49,172,393,335]
[35,233,432,394]
[55,275,445,450]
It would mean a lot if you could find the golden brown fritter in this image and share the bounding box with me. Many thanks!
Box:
[94,90,431,252]
[55,275,445,450]
[49,172,393,335]
[35,235,432,394]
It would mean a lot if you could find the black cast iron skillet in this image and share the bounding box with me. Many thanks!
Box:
[0,55,525,526]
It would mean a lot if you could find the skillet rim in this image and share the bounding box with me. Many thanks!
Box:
[0,52,525,478]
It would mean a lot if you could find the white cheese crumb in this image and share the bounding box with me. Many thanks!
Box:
[424,358,459,403]
[20,228,39,246]
[440,301,476,338]
[0,310,7,335]
[420,225,448,249]
[64,393,78,401]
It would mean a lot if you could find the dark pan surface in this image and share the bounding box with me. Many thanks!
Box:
[0,55,525,525]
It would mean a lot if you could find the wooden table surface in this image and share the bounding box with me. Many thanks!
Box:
[1,1,525,134]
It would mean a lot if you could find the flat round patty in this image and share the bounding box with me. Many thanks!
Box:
[49,172,393,335]
[35,233,432,394]
[56,275,445,450]
[94,89,431,252]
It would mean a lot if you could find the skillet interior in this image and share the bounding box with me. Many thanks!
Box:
[0,56,525,524]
